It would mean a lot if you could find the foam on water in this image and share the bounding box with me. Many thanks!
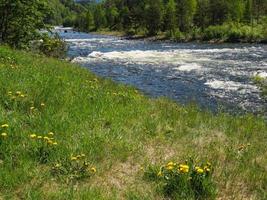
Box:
[204,80,258,92]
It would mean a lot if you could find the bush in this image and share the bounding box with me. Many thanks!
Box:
[39,34,67,58]
[145,159,217,199]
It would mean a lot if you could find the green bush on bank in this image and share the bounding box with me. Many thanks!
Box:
[203,23,263,42]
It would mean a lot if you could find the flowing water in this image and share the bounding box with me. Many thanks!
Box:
[57,28,267,114]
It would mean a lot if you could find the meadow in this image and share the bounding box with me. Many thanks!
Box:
[0,46,266,200]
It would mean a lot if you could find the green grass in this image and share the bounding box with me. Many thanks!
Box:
[0,46,266,200]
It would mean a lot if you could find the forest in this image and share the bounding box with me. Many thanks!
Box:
[69,0,267,42]
[0,0,267,47]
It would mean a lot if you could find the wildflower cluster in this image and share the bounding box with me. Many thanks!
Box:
[5,90,45,113]
[29,132,58,146]
[147,160,216,199]
[29,132,58,163]
[0,123,9,140]
[51,153,96,182]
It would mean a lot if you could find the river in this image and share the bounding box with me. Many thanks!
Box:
[56,28,267,114]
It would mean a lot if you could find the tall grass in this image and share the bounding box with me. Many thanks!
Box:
[0,46,266,199]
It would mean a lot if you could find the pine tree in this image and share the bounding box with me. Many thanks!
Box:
[165,0,177,35]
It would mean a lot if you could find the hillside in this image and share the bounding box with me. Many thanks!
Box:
[0,46,266,199]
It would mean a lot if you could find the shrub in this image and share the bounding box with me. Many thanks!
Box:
[39,34,67,58]
[145,159,217,199]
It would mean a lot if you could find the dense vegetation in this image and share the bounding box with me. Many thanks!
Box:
[70,0,267,42]
[0,46,266,199]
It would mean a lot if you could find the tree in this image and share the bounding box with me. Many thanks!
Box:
[194,0,210,30]
[176,0,197,32]
[145,0,164,35]
[93,5,107,30]
[0,0,49,48]
[165,0,177,35]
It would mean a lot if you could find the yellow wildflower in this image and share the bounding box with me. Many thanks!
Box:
[43,136,49,140]
[1,124,9,128]
[179,164,189,173]
[55,163,61,168]
[37,136,43,139]
[47,140,53,145]
[41,103,45,107]
[48,132,54,136]
[30,107,35,110]
[166,165,174,170]
[16,91,22,95]
[71,156,78,161]
[1,133,7,137]
[204,166,210,172]
[53,142,58,145]
[8,91,12,96]
[20,94,25,98]
[90,167,97,173]
[81,153,86,158]
[30,134,37,139]
[195,167,204,174]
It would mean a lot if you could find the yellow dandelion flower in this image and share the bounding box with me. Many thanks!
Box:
[71,156,78,161]
[47,140,53,145]
[179,164,189,173]
[1,124,9,128]
[166,161,175,167]
[30,134,37,139]
[41,103,45,107]
[8,91,12,96]
[37,136,43,139]
[53,142,58,145]
[20,94,25,98]
[1,133,7,137]
[166,165,174,170]
[81,153,86,158]
[55,163,61,168]
[43,136,49,140]
[90,167,97,173]
[30,107,35,110]
[196,167,204,174]
[48,132,54,136]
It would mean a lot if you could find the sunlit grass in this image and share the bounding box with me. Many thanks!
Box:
[0,46,266,199]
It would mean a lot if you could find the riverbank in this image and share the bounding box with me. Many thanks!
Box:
[92,24,267,44]
[0,46,266,199]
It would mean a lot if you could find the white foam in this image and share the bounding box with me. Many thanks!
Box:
[254,71,267,79]
[205,80,258,91]
[176,63,202,72]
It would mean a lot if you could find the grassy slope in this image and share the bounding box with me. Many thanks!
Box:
[0,46,266,200]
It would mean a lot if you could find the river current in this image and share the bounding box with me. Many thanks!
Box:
[57,28,267,114]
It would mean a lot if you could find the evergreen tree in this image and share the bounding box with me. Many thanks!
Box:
[176,0,197,32]
[165,0,177,35]
[145,0,164,35]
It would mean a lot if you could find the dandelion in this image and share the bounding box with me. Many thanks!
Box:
[41,103,45,107]
[195,167,204,174]
[43,136,49,140]
[16,91,22,95]
[53,142,58,146]
[1,133,7,137]
[55,163,61,168]
[90,167,97,173]
[47,140,53,145]
[30,134,37,139]
[81,153,86,158]
[71,156,78,161]
[30,106,35,110]
[20,94,25,98]
[1,124,9,128]
[178,164,189,173]
[48,132,54,136]
[7,91,12,96]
